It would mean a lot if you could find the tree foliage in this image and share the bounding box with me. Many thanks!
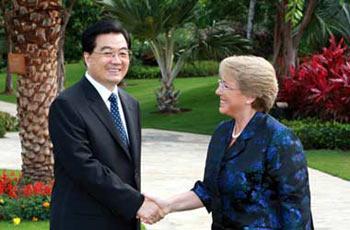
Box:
[64,0,103,62]
[102,0,251,112]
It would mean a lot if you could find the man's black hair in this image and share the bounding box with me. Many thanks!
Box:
[82,19,131,54]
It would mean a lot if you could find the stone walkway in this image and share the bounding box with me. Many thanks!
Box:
[0,100,17,117]
[1,101,350,229]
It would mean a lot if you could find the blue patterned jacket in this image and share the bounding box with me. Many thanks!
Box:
[192,112,313,230]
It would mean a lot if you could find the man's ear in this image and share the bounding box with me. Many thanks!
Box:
[83,52,90,68]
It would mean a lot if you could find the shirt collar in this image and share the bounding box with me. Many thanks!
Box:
[85,71,119,102]
[231,112,266,141]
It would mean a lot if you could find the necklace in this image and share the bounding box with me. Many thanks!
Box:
[232,124,242,139]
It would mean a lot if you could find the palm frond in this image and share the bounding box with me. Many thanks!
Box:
[100,0,198,40]
[191,21,252,61]
[300,0,350,52]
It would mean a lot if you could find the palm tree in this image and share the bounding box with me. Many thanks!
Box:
[247,0,257,39]
[11,0,62,182]
[301,0,350,53]
[0,0,14,94]
[102,0,250,113]
[272,0,318,78]
[102,0,198,113]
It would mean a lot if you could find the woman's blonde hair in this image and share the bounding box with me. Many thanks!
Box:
[219,55,278,112]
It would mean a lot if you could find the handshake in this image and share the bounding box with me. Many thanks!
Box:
[136,194,170,225]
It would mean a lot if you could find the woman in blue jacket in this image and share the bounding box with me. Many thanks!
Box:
[145,56,313,229]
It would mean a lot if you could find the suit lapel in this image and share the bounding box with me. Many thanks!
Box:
[119,90,140,166]
[81,78,132,161]
[208,113,266,195]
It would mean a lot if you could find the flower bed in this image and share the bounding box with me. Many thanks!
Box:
[0,171,53,224]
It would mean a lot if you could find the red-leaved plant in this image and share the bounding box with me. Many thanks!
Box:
[279,36,350,122]
[0,171,53,221]
[0,171,52,198]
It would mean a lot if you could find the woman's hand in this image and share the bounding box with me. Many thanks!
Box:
[144,193,172,215]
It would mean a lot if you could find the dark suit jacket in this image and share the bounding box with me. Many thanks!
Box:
[192,112,313,229]
[48,77,144,230]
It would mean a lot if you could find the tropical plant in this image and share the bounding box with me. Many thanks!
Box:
[102,0,250,112]
[63,0,103,63]
[272,0,318,78]
[246,0,257,40]
[11,0,63,182]
[191,21,251,61]
[56,0,78,93]
[101,0,199,112]
[300,0,350,54]
[0,0,14,94]
[57,0,104,92]
[279,36,350,122]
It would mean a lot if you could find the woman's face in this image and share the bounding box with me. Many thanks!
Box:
[215,75,255,117]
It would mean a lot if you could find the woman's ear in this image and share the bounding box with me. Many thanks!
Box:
[245,96,256,105]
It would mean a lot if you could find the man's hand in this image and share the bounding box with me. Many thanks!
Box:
[144,193,171,215]
[136,198,165,224]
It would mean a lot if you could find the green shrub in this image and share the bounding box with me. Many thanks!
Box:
[282,119,350,150]
[127,65,161,79]
[0,111,19,132]
[0,196,50,221]
[126,60,219,79]
[179,61,219,78]
[0,121,5,138]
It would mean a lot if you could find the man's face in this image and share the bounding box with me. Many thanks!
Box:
[83,33,130,91]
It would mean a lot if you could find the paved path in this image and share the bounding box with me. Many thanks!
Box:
[0,101,17,117]
[1,129,350,229]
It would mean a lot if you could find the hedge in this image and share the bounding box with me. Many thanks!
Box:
[0,111,19,135]
[126,61,219,79]
[0,121,5,138]
[282,119,350,150]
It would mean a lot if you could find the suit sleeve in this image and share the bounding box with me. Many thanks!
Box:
[48,97,144,220]
[191,180,213,213]
[266,129,313,229]
[191,122,227,213]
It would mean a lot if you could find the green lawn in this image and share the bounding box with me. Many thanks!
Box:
[306,150,350,180]
[0,221,49,230]
[0,169,20,177]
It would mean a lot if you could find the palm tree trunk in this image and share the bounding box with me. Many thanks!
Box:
[12,0,62,183]
[57,42,65,93]
[1,1,14,94]
[273,0,317,79]
[5,36,13,94]
[246,0,257,40]
[56,0,77,94]
[150,37,180,113]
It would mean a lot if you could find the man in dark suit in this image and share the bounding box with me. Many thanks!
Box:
[48,20,163,230]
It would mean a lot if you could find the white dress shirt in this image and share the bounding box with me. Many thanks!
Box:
[85,72,129,139]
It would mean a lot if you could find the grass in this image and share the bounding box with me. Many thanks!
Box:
[126,77,225,134]
[0,169,20,177]
[0,72,17,104]
[306,149,350,180]
[0,221,49,230]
